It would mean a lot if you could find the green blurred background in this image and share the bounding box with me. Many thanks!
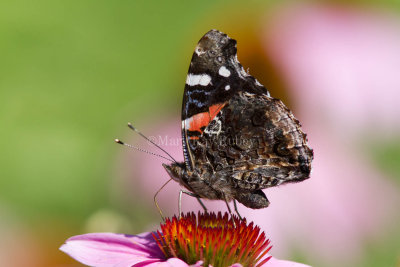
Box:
[1,0,399,266]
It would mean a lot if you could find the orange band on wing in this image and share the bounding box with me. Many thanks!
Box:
[189,112,211,133]
[209,103,225,118]
[187,103,226,139]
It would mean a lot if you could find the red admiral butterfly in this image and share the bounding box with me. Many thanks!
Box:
[163,30,313,212]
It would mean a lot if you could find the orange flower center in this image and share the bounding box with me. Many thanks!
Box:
[152,212,272,267]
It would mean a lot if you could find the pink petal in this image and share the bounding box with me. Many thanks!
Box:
[190,261,205,267]
[116,259,161,267]
[60,232,165,267]
[133,258,190,267]
[264,257,310,267]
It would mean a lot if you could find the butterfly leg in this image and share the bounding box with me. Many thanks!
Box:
[223,197,238,227]
[178,190,207,218]
[196,197,208,212]
[224,198,233,216]
[153,178,173,221]
[233,200,243,220]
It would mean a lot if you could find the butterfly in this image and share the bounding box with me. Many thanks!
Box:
[162,29,313,214]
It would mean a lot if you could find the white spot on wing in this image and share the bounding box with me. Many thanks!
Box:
[184,117,192,131]
[186,73,212,86]
[225,85,230,90]
[218,66,231,77]
[195,46,206,56]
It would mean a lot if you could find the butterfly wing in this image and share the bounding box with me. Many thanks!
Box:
[181,30,270,171]
[210,91,313,188]
[180,30,313,208]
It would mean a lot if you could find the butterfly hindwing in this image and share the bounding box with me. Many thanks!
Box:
[200,91,313,188]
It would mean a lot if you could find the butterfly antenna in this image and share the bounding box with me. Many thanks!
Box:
[127,123,178,164]
[115,139,174,162]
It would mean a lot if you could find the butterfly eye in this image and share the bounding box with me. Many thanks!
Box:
[275,142,291,156]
